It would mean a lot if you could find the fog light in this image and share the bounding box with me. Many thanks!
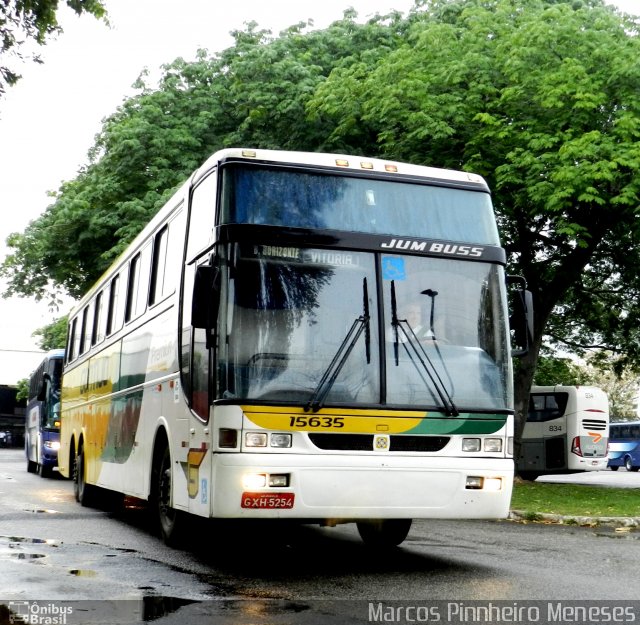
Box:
[484,477,503,492]
[268,474,289,487]
[245,432,268,447]
[465,476,483,490]
[243,473,267,489]
[484,438,502,452]
[219,429,238,448]
[462,438,481,452]
[270,433,292,448]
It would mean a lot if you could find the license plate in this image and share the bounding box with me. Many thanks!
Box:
[241,492,295,509]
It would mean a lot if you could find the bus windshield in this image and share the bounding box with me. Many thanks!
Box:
[44,357,63,429]
[216,244,511,412]
[220,165,500,245]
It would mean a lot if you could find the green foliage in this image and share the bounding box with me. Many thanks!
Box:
[0,0,107,96]
[533,355,591,386]
[534,351,639,418]
[309,0,640,435]
[15,377,29,403]
[2,0,640,444]
[32,316,67,351]
[0,11,408,297]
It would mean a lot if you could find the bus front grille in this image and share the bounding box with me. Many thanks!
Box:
[308,433,450,452]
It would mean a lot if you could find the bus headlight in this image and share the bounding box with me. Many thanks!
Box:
[462,438,481,452]
[243,473,267,489]
[44,441,60,451]
[270,433,292,448]
[245,432,268,447]
[465,476,483,489]
[269,474,289,487]
[484,477,503,492]
[484,438,502,452]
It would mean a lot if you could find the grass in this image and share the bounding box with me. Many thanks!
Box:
[511,480,640,519]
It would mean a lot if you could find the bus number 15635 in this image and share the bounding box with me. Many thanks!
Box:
[289,416,345,428]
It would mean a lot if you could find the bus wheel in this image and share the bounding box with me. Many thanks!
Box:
[356,519,412,547]
[153,444,185,547]
[26,457,37,474]
[610,465,619,471]
[74,446,97,506]
[624,456,635,472]
[38,463,52,479]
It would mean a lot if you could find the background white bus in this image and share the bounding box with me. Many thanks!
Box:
[517,385,609,480]
[59,148,529,547]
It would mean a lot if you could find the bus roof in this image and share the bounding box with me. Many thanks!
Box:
[195,148,490,190]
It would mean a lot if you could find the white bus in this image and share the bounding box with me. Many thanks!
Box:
[517,385,609,480]
[59,148,529,547]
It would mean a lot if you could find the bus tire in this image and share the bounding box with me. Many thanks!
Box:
[38,463,52,478]
[74,446,97,506]
[152,443,185,547]
[356,519,412,547]
[624,456,635,472]
[610,465,619,471]
[26,455,37,474]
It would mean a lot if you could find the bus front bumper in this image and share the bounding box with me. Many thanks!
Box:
[209,454,513,520]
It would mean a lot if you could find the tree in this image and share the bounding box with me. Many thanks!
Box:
[0,0,107,97]
[15,377,29,403]
[32,315,68,351]
[307,0,640,449]
[0,11,408,298]
[3,0,640,459]
[533,354,592,387]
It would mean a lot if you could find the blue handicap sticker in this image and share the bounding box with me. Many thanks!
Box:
[381,256,406,281]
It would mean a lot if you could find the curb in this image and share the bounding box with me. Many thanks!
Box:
[509,510,640,528]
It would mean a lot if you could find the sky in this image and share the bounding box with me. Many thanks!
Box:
[0,0,637,385]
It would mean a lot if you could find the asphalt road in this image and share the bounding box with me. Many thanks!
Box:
[1,448,639,625]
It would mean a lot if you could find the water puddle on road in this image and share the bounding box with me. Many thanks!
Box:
[4,552,46,560]
[0,535,59,562]
[593,527,640,540]
[69,569,97,577]
[0,536,59,545]
[140,596,198,622]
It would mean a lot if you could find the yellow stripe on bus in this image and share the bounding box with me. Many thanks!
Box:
[242,405,425,434]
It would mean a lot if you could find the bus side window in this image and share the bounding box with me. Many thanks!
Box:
[149,225,169,307]
[125,245,152,323]
[187,174,216,261]
[106,272,126,336]
[180,178,215,419]
[67,318,78,362]
[181,258,211,422]
[91,291,105,346]
[79,306,89,356]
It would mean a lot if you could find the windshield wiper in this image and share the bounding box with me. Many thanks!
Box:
[390,281,459,417]
[305,278,371,413]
